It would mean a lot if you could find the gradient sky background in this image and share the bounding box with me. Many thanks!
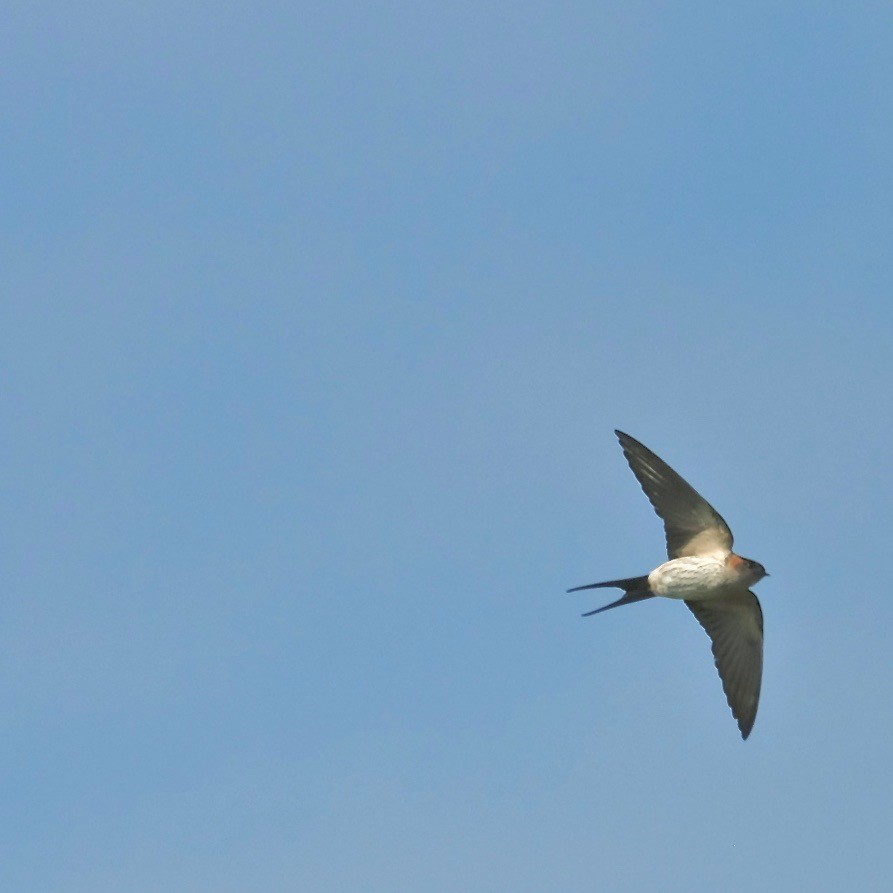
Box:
[4,3,893,891]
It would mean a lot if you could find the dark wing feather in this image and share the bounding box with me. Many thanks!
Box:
[615,430,733,559]
[686,589,763,740]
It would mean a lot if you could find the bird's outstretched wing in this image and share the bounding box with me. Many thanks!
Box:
[615,430,733,559]
[685,589,763,740]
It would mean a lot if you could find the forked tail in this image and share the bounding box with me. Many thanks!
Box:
[566,575,655,617]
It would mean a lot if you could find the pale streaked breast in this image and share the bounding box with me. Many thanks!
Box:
[647,556,733,600]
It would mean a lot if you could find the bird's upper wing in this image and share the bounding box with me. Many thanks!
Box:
[685,589,763,740]
[615,430,733,559]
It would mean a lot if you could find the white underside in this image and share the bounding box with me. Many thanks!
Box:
[647,555,737,600]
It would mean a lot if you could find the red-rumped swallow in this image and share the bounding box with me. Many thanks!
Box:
[569,430,768,739]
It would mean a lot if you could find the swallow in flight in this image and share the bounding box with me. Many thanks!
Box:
[569,431,768,739]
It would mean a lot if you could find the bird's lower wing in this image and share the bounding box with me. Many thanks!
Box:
[685,589,763,740]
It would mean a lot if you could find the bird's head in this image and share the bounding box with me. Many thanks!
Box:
[740,557,768,584]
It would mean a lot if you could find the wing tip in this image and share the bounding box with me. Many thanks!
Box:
[614,429,633,444]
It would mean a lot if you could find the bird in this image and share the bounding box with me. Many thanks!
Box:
[569,430,768,739]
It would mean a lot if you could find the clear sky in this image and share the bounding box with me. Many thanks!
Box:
[4,3,893,891]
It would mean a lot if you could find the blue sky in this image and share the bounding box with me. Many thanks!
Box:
[3,3,893,890]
